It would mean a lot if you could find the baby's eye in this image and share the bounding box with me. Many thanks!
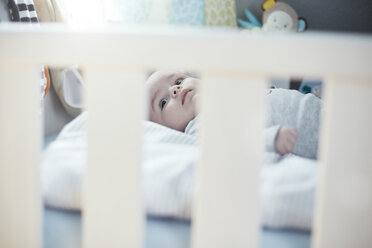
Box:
[160,98,168,110]
[175,78,184,85]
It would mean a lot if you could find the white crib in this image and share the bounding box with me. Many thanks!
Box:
[0,23,371,248]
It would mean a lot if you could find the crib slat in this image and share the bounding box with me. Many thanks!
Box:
[192,72,266,248]
[0,64,42,248]
[313,76,372,248]
[83,66,144,248]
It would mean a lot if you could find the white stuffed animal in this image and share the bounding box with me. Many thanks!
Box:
[263,2,298,32]
[238,0,307,32]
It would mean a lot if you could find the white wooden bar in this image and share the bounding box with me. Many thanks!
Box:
[83,65,144,248]
[192,71,266,248]
[0,63,42,248]
[0,25,372,78]
[313,76,372,248]
[0,24,372,248]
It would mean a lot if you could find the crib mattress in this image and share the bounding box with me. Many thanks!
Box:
[43,206,310,248]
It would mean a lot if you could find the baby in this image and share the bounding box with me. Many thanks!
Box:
[146,70,321,159]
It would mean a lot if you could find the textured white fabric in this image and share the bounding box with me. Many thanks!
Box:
[41,112,197,215]
[41,112,317,230]
[41,113,87,209]
[261,154,317,230]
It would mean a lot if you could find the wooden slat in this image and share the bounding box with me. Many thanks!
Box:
[0,64,42,248]
[313,76,372,248]
[192,71,266,248]
[83,66,144,248]
[0,25,372,78]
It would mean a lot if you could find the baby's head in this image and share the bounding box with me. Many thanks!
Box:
[146,71,200,132]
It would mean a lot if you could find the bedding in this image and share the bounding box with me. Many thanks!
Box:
[41,112,317,230]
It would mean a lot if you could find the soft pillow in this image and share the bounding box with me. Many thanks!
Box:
[169,0,204,26]
[34,0,70,22]
[204,0,237,27]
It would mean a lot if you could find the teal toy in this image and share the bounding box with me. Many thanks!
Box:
[238,9,262,29]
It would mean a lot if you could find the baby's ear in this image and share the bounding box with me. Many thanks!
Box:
[298,18,308,32]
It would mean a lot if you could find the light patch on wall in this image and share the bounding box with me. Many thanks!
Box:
[62,0,104,26]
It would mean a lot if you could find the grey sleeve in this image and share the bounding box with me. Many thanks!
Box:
[265,125,281,153]
[294,94,322,159]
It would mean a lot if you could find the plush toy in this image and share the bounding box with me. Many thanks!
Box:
[238,0,307,32]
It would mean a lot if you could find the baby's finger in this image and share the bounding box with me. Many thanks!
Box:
[291,136,297,144]
[289,129,299,139]
[291,129,298,136]
[290,131,298,141]
[287,135,297,145]
[285,143,293,152]
[286,142,295,152]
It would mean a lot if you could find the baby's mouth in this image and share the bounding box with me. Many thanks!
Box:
[181,89,192,105]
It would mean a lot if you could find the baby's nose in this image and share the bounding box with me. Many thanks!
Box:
[170,85,182,97]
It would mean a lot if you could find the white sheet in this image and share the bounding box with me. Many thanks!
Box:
[41,112,317,230]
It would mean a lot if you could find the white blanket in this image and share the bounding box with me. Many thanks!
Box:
[41,112,317,230]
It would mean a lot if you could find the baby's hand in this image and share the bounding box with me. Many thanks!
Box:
[275,126,298,156]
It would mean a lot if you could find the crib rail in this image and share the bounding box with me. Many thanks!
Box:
[0,23,371,248]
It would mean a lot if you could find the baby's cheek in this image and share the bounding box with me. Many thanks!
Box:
[164,105,182,121]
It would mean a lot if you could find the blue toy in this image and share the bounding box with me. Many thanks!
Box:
[238,9,262,29]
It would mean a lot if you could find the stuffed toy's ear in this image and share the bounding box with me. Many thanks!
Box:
[262,0,276,11]
[298,18,308,32]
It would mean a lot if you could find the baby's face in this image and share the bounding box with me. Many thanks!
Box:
[146,71,200,132]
